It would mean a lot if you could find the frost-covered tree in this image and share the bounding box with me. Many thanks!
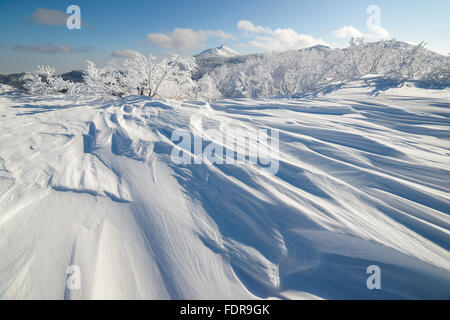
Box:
[82,61,122,96]
[23,66,72,94]
[82,54,197,99]
[398,42,426,79]
[345,37,367,77]
[419,57,450,87]
[22,42,449,99]
[195,74,219,100]
[367,39,396,74]
[207,48,343,98]
[116,53,156,96]
[279,49,337,95]
[149,55,198,99]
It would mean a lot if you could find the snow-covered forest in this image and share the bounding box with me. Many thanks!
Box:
[22,39,450,99]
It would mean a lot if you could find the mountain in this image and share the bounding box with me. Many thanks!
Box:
[195,44,241,58]
[193,45,247,80]
[60,70,84,83]
[303,44,332,52]
[0,73,26,90]
[0,70,84,90]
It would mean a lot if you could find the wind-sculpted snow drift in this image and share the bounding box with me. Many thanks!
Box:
[0,78,449,299]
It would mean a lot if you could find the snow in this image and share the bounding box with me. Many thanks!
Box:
[195,44,241,58]
[0,78,449,299]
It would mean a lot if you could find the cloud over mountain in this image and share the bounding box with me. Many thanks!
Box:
[147,28,233,52]
[333,25,390,40]
[237,20,329,51]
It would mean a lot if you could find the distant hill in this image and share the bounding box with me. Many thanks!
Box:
[302,44,332,52]
[193,45,251,80]
[0,73,26,90]
[60,70,84,83]
[195,44,241,59]
[0,70,84,90]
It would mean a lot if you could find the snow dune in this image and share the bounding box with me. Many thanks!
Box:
[0,79,449,299]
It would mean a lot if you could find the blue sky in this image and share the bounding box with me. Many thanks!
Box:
[0,0,449,73]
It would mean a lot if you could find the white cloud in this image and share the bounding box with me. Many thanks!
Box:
[146,28,232,52]
[237,20,271,34]
[13,44,93,54]
[29,7,87,27]
[111,49,139,58]
[237,20,329,51]
[333,25,390,40]
[371,26,390,39]
[30,7,67,25]
[333,26,366,39]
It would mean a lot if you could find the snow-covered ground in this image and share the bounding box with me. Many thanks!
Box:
[0,78,449,299]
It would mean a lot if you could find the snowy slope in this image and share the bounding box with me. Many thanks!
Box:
[0,79,449,299]
[195,44,241,58]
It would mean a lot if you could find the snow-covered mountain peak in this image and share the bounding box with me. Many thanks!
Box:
[195,44,241,58]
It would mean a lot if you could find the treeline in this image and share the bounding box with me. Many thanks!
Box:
[22,39,450,99]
